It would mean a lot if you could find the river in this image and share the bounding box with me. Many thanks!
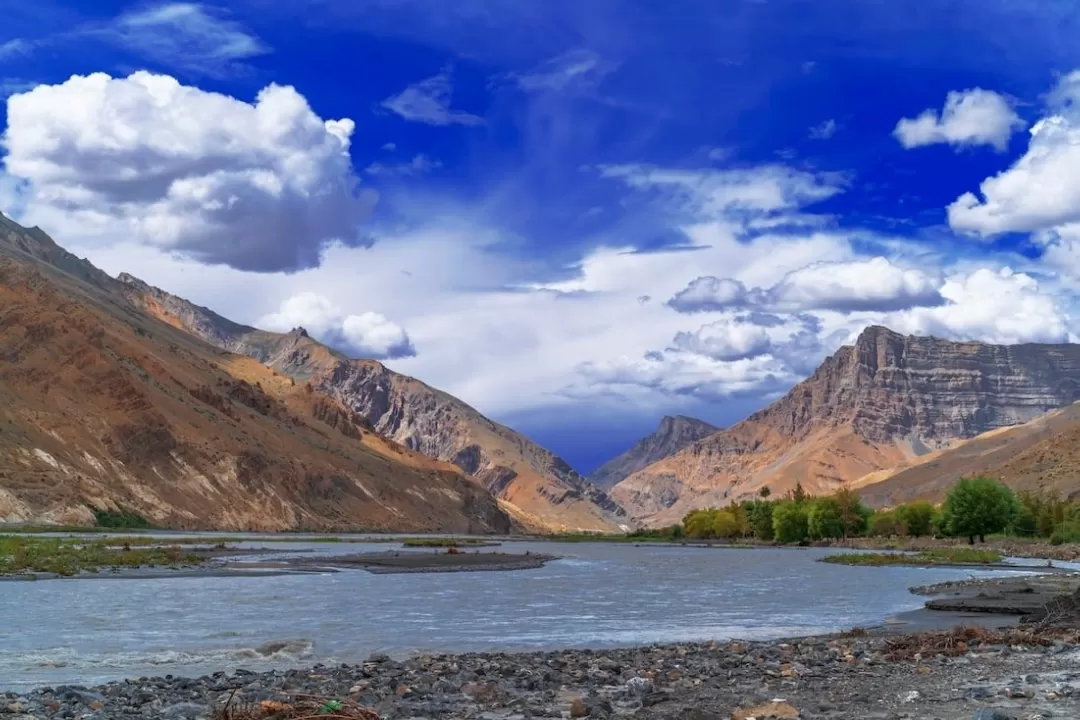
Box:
[0,538,1034,689]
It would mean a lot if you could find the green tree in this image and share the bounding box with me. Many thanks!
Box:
[868,510,906,537]
[832,487,870,537]
[746,500,775,541]
[773,501,809,543]
[942,477,1019,543]
[758,486,772,499]
[712,510,742,539]
[896,501,936,537]
[808,498,846,539]
[683,509,716,539]
[790,482,808,504]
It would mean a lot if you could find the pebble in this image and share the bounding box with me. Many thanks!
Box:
[2,634,1073,720]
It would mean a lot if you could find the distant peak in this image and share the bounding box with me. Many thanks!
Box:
[657,414,717,432]
[289,326,310,338]
[116,272,148,288]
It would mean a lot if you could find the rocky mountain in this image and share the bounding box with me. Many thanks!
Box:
[0,213,512,532]
[117,276,626,533]
[613,325,1080,525]
[858,401,1080,506]
[588,415,719,489]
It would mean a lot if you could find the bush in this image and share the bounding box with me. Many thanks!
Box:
[92,508,153,529]
[941,477,1019,543]
[896,501,936,537]
[867,510,907,537]
[773,502,809,543]
[712,510,742,539]
[1050,521,1080,546]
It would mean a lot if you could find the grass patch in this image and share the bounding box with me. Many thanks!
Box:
[400,537,499,547]
[822,548,1003,567]
[0,535,205,577]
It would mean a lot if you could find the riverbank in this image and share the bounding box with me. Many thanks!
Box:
[4,623,1076,720]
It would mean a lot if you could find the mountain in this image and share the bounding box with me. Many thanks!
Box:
[612,325,1080,525]
[588,415,719,489]
[0,213,511,532]
[116,276,627,533]
[858,401,1080,506]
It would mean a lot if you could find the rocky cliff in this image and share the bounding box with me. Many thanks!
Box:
[613,326,1080,524]
[0,214,512,532]
[588,415,719,489]
[117,276,627,533]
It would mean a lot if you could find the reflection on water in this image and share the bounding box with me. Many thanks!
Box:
[0,540,1021,689]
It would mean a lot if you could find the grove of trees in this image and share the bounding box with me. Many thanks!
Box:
[674,476,1080,545]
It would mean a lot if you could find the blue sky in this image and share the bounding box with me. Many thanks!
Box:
[4,1,1080,473]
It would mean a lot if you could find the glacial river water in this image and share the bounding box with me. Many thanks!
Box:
[0,538,1037,689]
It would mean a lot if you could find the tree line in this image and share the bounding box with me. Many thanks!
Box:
[662,477,1080,545]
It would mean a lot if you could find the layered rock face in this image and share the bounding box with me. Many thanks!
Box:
[118,276,627,533]
[0,216,512,532]
[588,415,719,489]
[613,326,1080,525]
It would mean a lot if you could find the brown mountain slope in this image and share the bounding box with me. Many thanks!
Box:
[613,326,1080,525]
[0,213,511,532]
[858,401,1080,506]
[115,277,627,533]
[587,415,719,490]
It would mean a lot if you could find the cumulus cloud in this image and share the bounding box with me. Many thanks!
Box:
[668,276,749,313]
[894,88,1024,152]
[769,257,944,312]
[667,258,943,315]
[947,73,1080,236]
[1,71,373,272]
[258,292,415,359]
[891,267,1070,345]
[671,317,773,361]
[381,70,483,126]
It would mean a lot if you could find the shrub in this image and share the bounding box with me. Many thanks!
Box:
[867,510,907,537]
[896,501,936,537]
[1050,521,1080,546]
[712,510,742,539]
[746,500,775,541]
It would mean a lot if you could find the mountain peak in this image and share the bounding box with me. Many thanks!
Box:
[588,414,719,489]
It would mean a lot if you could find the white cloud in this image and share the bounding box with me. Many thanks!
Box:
[0,39,32,61]
[381,142,397,151]
[598,163,845,219]
[365,154,441,177]
[894,88,1024,152]
[668,276,749,313]
[808,118,838,140]
[889,267,1070,345]
[948,73,1080,236]
[259,292,415,359]
[381,70,484,126]
[106,3,268,77]
[769,257,944,312]
[512,49,611,92]
[671,316,772,361]
[1,71,373,272]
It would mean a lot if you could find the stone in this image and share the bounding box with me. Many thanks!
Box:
[162,702,211,720]
[569,697,589,717]
[731,701,800,720]
[898,691,921,703]
[972,710,1017,720]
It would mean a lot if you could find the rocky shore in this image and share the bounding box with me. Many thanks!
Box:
[4,626,1077,720]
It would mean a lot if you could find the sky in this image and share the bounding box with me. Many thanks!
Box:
[4,1,1080,474]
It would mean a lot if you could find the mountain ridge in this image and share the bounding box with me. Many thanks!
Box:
[0,214,512,532]
[116,274,627,533]
[588,415,719,489]
[613,325,1080,525]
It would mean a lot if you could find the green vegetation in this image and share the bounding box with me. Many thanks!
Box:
[940,477,1020,543]
[92,508,155,529]
[823,548,1002,566]
[0,535,204,577]
[401,537,499,547]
